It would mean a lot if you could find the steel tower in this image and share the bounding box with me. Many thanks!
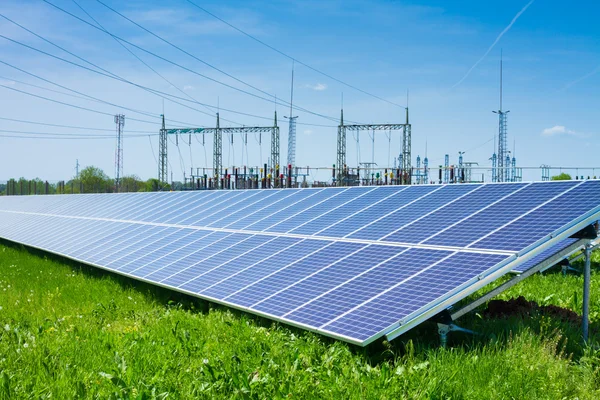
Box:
[114,114,125,191]
[158,114,168,185]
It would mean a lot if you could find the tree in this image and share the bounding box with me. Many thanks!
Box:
[551,172,572,181]
[79,166,111,193]
[145,178,170,192]
[120,175,144,192]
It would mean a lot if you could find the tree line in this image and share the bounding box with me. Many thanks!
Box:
[2,166,170,195]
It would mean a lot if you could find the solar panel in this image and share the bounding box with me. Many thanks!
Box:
[1,180,599,346]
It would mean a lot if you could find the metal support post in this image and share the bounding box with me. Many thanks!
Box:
[582,243,592,343]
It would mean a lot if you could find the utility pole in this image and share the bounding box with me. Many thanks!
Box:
[158,114,168,185]
[114,114,125,191]
[75,159,80,180]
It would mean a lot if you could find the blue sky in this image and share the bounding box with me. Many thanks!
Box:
[0,0,598,183]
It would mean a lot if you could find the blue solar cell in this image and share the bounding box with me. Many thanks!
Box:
[207,190,293,228]
[130,230,227,278]
[134,194,205,223]
[288,187,403,236]
[2,214,56,244]
[203,239,330,300]
[176,191,259,226]
[27,218,94,250]
[266,188,374,233]
[252,244,406,317]
[144,191,216,223]
[69,223,144,259]
[227,241,366,308]
[244,188,342,231]
[82,225,160,263]
[181,236,299,293]
[53,220,121,255]
[161,192,230,225]
[72,194,135,218]
[323,252,509,341]
[316,185,438,238]
[145,233,249,282]
[162,234,270,287]
[286,248,452,328]
[473,180,600,251]
[95,226,176,265]
[349,184,479,241]
[106,228,194,270]
[224,189,319,230]
[111,192,183,221]
[117,229,211,274]
[58,221,126,255]
[425,181,579,248]
[0,211,23,237]
[385,183,527,244]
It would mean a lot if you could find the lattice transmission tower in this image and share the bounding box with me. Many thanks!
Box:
[114,114,125,191]
[158,114,168,185]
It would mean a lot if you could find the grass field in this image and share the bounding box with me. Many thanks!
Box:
[1,241,599,399]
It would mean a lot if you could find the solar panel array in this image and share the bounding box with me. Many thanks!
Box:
[1,180,599,345]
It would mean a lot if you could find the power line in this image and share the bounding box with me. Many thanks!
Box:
[0,29,334,129]
[185,0,406,110]
[0,28,212,127]
[0,128,150,137]
[0,11,232,125]
[42,1,354,124]
[95,0,344,122]
[0,132,155,140]
[0,59,159,119]
[0,24,264,127]
[73,0,219,117]
[0,83,159,124]
[0,74,106,105]
[0,116,156,133]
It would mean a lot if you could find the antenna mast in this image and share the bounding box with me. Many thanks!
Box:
[286,62,298,169]
[493,50,509,182]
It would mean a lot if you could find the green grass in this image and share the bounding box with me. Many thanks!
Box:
[1,242,600,399]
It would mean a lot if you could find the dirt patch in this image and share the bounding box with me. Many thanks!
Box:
[484,296,581,325]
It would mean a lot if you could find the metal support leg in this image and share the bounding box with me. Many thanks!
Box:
[582,243,592,343]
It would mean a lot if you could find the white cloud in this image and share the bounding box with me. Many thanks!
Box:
[541,125,576,136]
[183,85,194,91]
[303,130,313,135]
[305,83,327,91]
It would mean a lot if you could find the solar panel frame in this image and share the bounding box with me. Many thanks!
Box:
[1,181,600,346]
